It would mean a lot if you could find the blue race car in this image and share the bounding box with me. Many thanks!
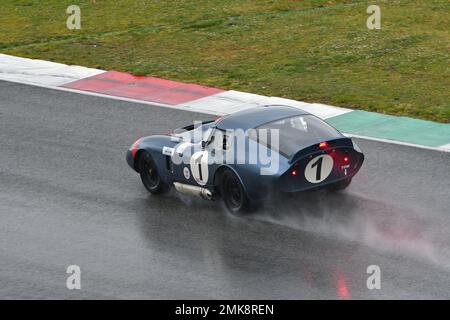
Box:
[127,105,364,213]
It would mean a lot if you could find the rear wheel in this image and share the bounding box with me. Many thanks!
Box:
[328,178,352,191]
[138,152,168,194]
[220,170,250,214]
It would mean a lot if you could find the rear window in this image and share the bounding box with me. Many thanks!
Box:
[249,115,341,157]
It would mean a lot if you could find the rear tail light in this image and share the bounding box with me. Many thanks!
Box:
[343,155,349,164]
[291,170,297,177]
[319,141,329,149]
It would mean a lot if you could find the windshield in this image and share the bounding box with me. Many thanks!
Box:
[249,115,341,157]
[173,122,214,143]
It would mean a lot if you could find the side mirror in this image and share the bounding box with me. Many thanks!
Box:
[201,140,207,149]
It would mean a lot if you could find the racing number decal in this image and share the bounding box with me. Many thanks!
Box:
[304,154,333,183]
[311,157,323,181]
[190,151,209,186]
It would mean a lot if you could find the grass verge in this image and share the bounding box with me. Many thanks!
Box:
[1,0,449,122]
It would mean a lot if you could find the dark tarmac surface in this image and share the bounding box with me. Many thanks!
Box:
[0,80,449,299]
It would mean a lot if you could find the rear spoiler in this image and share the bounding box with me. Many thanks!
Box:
[289,138,353,164]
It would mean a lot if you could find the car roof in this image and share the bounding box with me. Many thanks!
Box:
[215,105,310,131]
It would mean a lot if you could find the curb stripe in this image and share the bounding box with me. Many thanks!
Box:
[0,53,104,86]
[176,91,353,120]
[326,110,450,148]
[344,134,450,153]
[2,76,449,153]
[63,70,224,105]
[0,54,449,152]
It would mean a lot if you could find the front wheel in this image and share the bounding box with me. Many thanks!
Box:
[327,178,352,191]
[220,170,250,214]
[138,152,168,194]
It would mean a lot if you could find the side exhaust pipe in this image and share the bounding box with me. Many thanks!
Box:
[173,182,213,200]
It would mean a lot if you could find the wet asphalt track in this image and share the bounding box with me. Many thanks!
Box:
[0,80,449,299]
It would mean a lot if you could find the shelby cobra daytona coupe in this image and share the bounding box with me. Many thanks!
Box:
[127,105,364,213]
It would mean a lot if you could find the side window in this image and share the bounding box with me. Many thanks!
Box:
[203,127,213,144]
[223,132,232,150]
[208,129,229,151]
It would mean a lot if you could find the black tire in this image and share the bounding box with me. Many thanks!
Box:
[328,178,352,191]
[220,170,250,214]
[138,152,168,194]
